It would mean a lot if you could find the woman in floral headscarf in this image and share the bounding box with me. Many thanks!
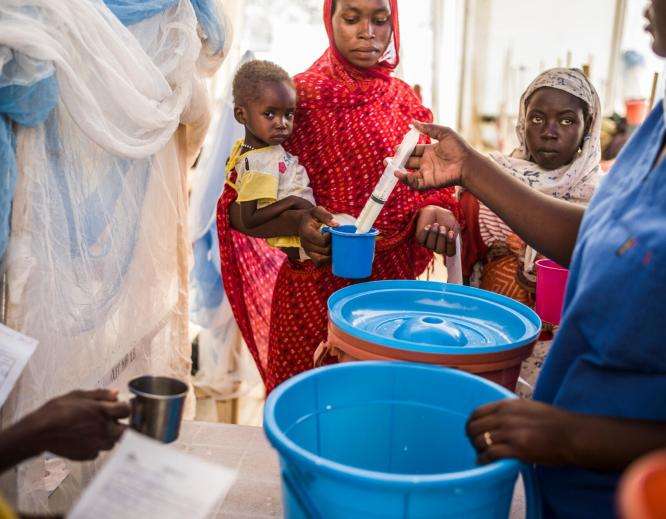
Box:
[461,67,602,305]
[218,0,460,393]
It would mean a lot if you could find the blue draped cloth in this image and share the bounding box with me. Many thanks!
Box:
[104,0,227,53]
[188,52,252,327]
[0,70,58,258]
[0,117,17,259]
[103,0,179,25]
[190,0,227,54]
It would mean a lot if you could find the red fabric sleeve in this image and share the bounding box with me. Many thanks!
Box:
[458,190,487,278]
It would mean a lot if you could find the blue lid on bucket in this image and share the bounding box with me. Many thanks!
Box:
[328,280,541,355]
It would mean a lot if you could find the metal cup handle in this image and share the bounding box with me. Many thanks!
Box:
[115,392,135,426]
[117,391,147,431]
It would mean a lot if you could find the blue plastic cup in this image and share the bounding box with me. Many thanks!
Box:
[323,225,379,279]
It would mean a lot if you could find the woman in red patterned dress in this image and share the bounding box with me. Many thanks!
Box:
[218,0,461,393]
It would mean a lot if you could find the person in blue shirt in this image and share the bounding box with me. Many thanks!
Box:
[397,2,666,516]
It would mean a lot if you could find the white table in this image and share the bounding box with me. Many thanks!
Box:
[45,422,281,518]
[47,420,526,518]
[174,422,526,519]
[175,422,282,518]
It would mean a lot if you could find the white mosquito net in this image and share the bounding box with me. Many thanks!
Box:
[0,0,230,511]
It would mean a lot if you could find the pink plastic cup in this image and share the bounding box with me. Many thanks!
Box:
[535,259,569,325]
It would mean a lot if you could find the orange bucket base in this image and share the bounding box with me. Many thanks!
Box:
[315,323,537,392]
[619,450,666,519]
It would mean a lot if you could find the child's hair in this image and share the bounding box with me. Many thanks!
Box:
[232,60,294,106]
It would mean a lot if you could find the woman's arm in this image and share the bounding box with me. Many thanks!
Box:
[400,122,585,267]
[239,196,314,229]
[466,399,666,472]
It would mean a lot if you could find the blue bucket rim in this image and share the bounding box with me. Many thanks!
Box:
[323,225,379,237]
[263,362,520,490]
[327,280,542,355]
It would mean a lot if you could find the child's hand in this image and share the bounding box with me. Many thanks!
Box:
[298,206,337,266]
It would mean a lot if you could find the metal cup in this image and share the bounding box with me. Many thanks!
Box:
[128,376,187,443]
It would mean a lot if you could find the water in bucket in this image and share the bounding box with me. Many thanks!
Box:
[264,362,539,519]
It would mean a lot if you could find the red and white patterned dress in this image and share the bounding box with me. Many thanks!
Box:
[217,0,459,393]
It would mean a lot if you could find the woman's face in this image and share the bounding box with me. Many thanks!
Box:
[524,87,589,171]
[645,0,666,57]
[332,0,392,69]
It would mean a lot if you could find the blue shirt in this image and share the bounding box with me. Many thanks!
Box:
[533,102,666,518]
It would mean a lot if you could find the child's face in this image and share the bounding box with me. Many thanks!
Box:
[237,81,296,147]
[524,87,589,171]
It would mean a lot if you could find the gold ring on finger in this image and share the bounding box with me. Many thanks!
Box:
[483,431,493,447]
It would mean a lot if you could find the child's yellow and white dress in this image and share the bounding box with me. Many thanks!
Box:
[225,139,315,252]
[0,495,17,519]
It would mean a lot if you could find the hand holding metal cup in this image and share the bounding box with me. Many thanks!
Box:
[125,376,188,444]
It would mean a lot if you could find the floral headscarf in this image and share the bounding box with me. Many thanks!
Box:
[489,67,602,203]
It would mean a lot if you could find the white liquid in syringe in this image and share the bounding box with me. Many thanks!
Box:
[355,127,421,234]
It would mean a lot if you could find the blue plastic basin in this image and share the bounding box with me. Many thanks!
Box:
[264,362,539,518]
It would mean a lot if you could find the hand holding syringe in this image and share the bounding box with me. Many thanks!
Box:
[355,127,422,234]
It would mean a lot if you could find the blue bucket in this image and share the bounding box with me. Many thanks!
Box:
[323,225,378,279]
[264,362,540,519]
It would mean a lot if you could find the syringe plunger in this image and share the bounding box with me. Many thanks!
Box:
[355,127,421,234]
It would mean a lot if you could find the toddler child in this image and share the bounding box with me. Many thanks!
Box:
[226,60,315,260]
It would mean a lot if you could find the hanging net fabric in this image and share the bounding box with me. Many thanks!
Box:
[0,0,230,511]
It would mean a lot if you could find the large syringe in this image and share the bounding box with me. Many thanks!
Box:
[355,127,421,234]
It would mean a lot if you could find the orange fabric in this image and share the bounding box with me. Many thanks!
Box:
[480,255,532,306]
